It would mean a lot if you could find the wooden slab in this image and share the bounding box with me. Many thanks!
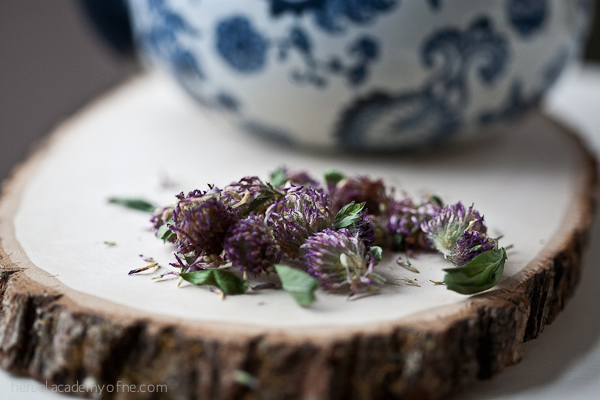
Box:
[0,72,597,400]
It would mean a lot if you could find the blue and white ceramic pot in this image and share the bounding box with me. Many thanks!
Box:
[127,0,592,151]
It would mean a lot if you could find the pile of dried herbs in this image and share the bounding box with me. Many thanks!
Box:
[111,167,507,306]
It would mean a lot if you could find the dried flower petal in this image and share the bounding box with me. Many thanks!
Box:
[224,213,281,277]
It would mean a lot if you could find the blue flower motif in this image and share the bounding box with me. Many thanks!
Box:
[216,16,269,73]
[336,17,509,150]
[140,0,203,80]
[280,27,380,88]
[507,0,548,37]
[268,0,398,33]
[314,0,398,33]
[350,37,379,60]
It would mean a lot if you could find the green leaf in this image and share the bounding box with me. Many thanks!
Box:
[393,234,403,249]
[333,201,365,230]
[324,170,345,186]
[275,264,318,307]
[429,194,444,207]
[156,217,176,243]
[269,167,288,187]
[369,246,383,263]
[443,248,507,295]
[180,269,248,295]
[108,197,157,213]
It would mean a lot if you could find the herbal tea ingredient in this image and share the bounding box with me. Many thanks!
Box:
[113,167,507,305]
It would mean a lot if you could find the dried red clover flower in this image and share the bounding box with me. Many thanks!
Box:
[272,167,319,187]
[329,175,390,215]
[385,196,442,251]
[300,229,383,296]
[266,186,334,258]
[171,195,239,257]
[449,231,498,266]
[421,202,486,257]
[355,212,376,247]
[221,176,283,215]
[224,213,281,277]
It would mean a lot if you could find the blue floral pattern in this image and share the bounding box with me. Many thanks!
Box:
[337,17,509,150]
[216,16,269,73]
[507,0,548,37]
[278,28,380,87]
[269,0,398,33]
[139,0,203,80]
[216,19,381,87]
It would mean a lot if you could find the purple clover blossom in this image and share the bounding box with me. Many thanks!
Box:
[421,202,487,257]
[449,231,497,266]
[221,176,265,206]
[224,213,281,277]
[329,175,390,216]
[386,196,442,251]
[356,212,376,247]
[266,186,334,259]
[301,229,383,296]
[278,167,319,187]
[170,195,239,257]
[221,176,284,215]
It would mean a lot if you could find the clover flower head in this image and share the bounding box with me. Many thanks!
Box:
[224,213,280,277]
[221,176,284,215]
[329,175,390,215]
[266,186,334,258]
[356,212,376,247]
[301,229,383,296]
[278,167,319,187]
[421,202,486,256]
[171,196,239,257]
[386,196,442,251]
[449,231,497,266]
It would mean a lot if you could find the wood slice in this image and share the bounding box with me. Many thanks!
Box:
[0,72,597,400]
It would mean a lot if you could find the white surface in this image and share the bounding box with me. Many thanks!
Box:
[9,70,579,327]
[1,65,600,399]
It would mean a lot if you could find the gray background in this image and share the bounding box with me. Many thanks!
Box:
[0,1,138,183]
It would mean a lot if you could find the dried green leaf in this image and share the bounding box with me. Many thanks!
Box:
[324,170,345,186]
[269,167,288,187]
[369,246,383,263]
[108,197,157,213]
[180,269,248,295]
[275,264,318,307]
[333,201,365,230]
[443,248,507,294]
